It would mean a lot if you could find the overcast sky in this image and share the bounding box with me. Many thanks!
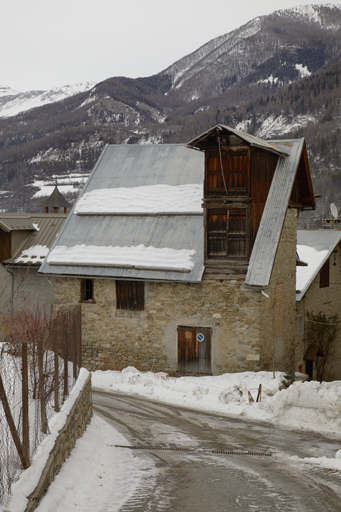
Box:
[1,0,340,92]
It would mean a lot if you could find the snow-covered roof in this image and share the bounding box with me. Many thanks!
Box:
[296,229,341,302]
[39,144,205,282]
[2,213,67,266]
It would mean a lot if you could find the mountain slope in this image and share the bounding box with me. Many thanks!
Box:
[1,3,341,220]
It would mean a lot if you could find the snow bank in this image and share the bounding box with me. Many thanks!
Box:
[92,368,341,435]
[74,184,203,214]
[8,369,90,512]
[47,244,195,271]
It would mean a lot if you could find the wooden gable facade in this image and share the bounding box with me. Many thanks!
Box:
[188,126,314,280]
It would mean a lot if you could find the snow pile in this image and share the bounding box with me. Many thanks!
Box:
[15,245,49,264]
[47,244,195,271]
[92,368,341,434]
[8,369,90,512]
[74,184,203,214]
[92,368,284,420]
[296,244,329,292]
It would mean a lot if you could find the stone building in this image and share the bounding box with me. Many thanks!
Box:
[295,229,341,381]
[0,213,67,324]
[39,125,315,376]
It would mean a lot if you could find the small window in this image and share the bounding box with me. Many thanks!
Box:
[320,259,330,288]
[81,279,94,302]
[116,281,144,311]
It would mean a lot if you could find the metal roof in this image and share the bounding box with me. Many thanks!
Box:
[187,124,289,157]
[39,144,205,282]
[296,229,341,302]
[4,214,67,266]
[245,139,305,287]
[0,215,36,232]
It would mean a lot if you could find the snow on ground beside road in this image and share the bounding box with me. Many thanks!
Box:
[92,367,341,462]
[33,415,153,512]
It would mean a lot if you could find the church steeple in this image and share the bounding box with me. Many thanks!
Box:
[40,184,72,214]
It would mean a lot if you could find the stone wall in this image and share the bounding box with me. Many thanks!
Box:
[23,373,93,512]
[54,277,263,375]
[295,240,341,381]
[260,208,298,376]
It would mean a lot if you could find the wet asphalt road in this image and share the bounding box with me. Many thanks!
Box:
[93,389,341,512]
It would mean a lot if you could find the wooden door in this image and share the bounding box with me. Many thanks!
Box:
[177,326,212,375]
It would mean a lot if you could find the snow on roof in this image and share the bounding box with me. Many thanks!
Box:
[75,184,203,215]
[47,244,195,272]
[296,229,341,301]
[15,245,49,265]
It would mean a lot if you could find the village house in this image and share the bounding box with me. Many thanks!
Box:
[295,227,341,381]
[0,186,70,327]
[39,125,315,377]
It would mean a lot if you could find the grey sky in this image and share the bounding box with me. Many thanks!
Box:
[1,0,340,92]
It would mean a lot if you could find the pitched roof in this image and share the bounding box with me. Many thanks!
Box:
[245,139,315,288]
[187,124,289,157]
[3,214,67,266]
[296,229,341,302]
[40,185,72,208]
[0,214,37,232]
[39,144,205,282]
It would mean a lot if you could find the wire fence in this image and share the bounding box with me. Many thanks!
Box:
[0,304,82,507]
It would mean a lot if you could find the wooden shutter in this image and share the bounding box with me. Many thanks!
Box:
[227,209,247,258]
[207,209,227,259]
[206,150,249,197]
[116,281,144,310]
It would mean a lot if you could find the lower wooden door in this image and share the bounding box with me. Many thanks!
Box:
[177,326,212,375]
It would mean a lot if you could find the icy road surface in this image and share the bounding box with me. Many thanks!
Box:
[91,391,341,512]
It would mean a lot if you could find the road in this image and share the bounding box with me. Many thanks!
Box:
[93,389,341,512]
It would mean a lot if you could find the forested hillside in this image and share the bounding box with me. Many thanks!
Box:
[0,3,341,223]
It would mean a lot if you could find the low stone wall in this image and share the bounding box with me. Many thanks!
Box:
[23,373,92,512]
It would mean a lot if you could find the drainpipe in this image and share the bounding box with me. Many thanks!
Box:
[4,265,14,316]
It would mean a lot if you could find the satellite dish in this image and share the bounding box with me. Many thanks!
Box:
[331,203,339,219]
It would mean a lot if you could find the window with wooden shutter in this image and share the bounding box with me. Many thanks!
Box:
[81,279,94,302]
[116,280,144,310]
[320,259,330,288]
[206,208,247,260]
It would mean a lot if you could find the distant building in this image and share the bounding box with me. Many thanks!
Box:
[39,125,316,377]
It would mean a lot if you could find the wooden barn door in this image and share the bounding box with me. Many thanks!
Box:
[227,209,247,259]
[177,326,212,375]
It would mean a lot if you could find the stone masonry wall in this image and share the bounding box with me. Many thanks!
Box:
[54,278,263,375]
[295,240,341,381]
[23,374,93,512]
[260,208,298,376]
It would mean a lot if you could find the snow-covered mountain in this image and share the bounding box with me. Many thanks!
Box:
[0,82,96,118]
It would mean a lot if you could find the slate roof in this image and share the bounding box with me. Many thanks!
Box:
[40,185,72,208]
[39,144,205,282]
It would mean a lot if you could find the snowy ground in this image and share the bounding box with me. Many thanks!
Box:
[5,368,341,512]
